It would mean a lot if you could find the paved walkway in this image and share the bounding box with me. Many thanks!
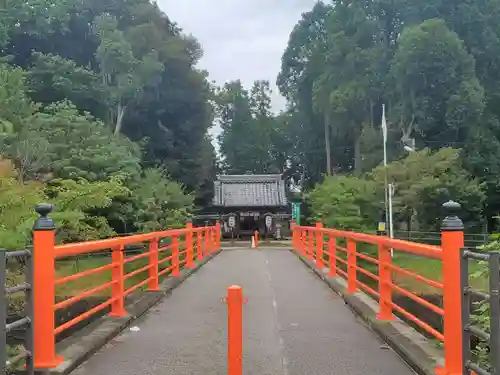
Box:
[73,249,415,375]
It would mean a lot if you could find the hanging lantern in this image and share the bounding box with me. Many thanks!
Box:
[228,213,236,228]
[264,213,273,230]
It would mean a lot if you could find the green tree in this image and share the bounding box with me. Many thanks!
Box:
[132,168,193,232]
[0,158,130,248]
[277,2,334,180]
[371,148,485,231]
[0,64,35,128]
[308,175,380,231]
[2,0,216,205]
[217,80,290,175]
[390,19,484,149]
[11,101,143,182]
[316,1,384,173]
[0,159,46,249]
[48,176,130,242]
[92,13,163,135]
[27,52,103,115]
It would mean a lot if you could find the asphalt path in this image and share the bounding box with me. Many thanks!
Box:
[72,248,415,375]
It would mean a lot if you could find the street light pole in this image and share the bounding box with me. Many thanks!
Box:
[382,104,394,257]
[382,104,416,257]
[388,183,394,239]
[382,104,394,245]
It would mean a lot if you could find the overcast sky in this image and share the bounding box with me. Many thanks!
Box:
[158,0,318,142]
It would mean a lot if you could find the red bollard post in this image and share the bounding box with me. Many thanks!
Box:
[253,231,259,248]
[227,285,243,375]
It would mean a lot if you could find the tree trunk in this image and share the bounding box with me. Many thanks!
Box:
[324,111,332,175]
[354,127,362,173]
[114,103,127,135]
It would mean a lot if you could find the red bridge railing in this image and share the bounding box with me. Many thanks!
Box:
[291,201,465,375]
[32,204,221,369]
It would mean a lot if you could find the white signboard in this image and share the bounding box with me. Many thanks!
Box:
[228,216,236,228]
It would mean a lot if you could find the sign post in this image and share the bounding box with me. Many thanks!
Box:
[292,202,301,226]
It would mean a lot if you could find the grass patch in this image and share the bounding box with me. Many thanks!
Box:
[319,239,487,295]
[392,253,487,294]
[55,244,190,298]
[392,254,443,294]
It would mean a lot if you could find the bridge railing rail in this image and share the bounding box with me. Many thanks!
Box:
[29,204,220,370]
[291,200,466,375]
[460,249,500,375]
[1,248,34,375]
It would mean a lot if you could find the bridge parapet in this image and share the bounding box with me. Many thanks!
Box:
[2,204,221,371]
[291,201,485,375]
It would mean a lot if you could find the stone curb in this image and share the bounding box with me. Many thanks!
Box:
[293,249,444,375]
[42,249,222,375]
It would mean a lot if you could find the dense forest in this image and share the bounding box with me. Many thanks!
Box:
[3,0,500,250]
[217,0,500,233]
[0,0,217,249]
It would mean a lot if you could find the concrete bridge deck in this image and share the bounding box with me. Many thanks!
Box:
[72,248,415,375]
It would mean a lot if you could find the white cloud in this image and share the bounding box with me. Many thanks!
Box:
[157,0,318,144]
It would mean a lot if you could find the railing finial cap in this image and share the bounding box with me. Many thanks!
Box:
[441,200,463,231]
[443,200,461,212]
[33,203,56,231]
[35,203,53,217]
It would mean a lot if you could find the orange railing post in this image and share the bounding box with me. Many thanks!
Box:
[253,231,259,248]
[296,228,300,253]
[148,237,160,291]
[204,227,209,256]
[315,222,324,268]
[207,228,212,254]
[436,201,464,375]
[347,238,357,293]
[172,235,180,276]
[308,229,314,260]
[227,285,243,375]
[209,227,214,253]
[110,244,127,317]
[377,242,393,320]
[216,220,221,250]
[185,220,195,269]
[33,204,63,368]
[212,227,217,251]
[197,230,203,261]
[301,229,306,255]
[328,235,337,277]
